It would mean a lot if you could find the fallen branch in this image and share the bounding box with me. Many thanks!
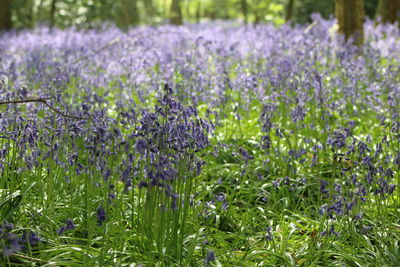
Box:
[0,97,52,105]
[71,31,186,65]
[0,98,90,120]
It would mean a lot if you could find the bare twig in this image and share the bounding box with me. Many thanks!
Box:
[71,38,120,64]
[0,98,90,120]
[42,101,89,120]
[304,21,317,34]
[71,31,187,65]
[1,32,187,121]
[0,98,52,105]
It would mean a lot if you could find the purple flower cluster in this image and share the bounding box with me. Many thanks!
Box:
[130,85,212,209]
[0,221,40,257]
[57,219,75,235]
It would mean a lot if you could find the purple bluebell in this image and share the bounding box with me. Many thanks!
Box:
[97,206,106,225]
[265,226,273,241]
[57,219,75,235]
[204,250,215,265]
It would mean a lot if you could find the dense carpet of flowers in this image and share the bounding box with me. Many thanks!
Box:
[0,15,399,265]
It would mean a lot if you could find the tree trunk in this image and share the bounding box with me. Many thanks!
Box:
[0,0,12,30]
[121,0,139,26]
[254,14,261,25]
[195,0,201,24]
[100,0,109,21]
[143,0,156,20]
[376,0,400,23]
[285,0,295,23]
[170,0,183,25]
[240,0,248,24]
[27,0,34,28]
[50,0,57,28]
[335,0,365,46]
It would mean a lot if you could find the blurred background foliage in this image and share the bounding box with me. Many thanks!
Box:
[0,0,384,30]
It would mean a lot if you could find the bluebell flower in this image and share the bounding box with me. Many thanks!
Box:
[265,226,273,241]
[204,250,215,265]
[97,206,106,225]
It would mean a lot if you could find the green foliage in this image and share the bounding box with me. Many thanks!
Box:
[3,0,384,29]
